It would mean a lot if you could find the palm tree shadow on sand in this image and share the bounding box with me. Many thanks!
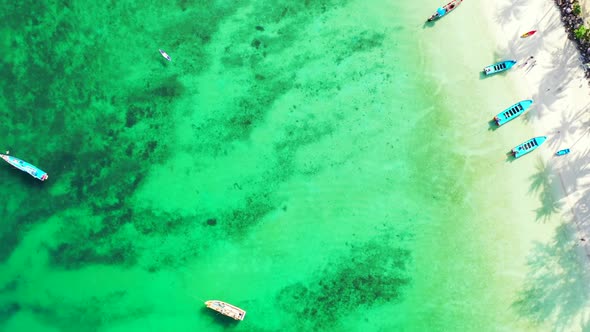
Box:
[494,0,528,27]
[516,146,590,328]
[504,8,562,61]
[520,109,536,126]
[539,103,590,151]
[528,158,564,222]
[557,143,590,197]
[526,41,580,125]
[512,223,590,330]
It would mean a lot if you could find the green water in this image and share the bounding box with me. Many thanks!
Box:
[1,0,587,331]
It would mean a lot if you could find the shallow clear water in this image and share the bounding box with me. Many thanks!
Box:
[0,0,586,331]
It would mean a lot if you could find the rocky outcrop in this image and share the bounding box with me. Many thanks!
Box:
[556,0,590,77]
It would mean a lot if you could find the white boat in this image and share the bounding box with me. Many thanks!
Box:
[205,300,246,321]
[159,49,171,61]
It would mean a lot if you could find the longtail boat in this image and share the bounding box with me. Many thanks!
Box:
[483,60,517,76]
[494,99,533,126]
[0,153,48,181]
[512,136,547,158]
[427,0,463,22]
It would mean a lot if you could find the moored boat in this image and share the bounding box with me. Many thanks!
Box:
[494,99,533,126]
[556,148,571,156]
[512,136,547,158]
[426,0,463,22]
[205,300,246,321]
[159,49,171,61]
[483,60,517,75]
[0,153,48,181]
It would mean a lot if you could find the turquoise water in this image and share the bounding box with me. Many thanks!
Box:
[1,0,587,331]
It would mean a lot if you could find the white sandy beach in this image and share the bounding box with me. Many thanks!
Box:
[480,0,590,328]
[481,0,590,248]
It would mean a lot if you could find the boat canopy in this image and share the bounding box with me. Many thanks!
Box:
[437,7,446,15]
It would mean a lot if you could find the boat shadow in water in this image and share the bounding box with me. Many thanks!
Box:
[1,167,49,189]
[201,307,241,327]
[505,150,517,163]
[422,21,436,29]
[487,119,500,132]
[479,71,510,80]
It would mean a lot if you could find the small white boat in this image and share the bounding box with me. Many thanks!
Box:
[159,49,171,61]
[205,300,246,321]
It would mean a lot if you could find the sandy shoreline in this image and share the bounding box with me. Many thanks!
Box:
[480,0,590,247]
[465,2,590,328]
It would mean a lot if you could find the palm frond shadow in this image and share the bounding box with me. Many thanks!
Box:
[554,114,576,148]
[492,0,556,62]
[543,106,588,150]
[564,109,589,145]
[521,109,537,126]
[571,186,590,228]
[528,41,580,121]
[510,10,562,59]
[556,135,590,196]
[512,223,590,330]
[528,158,553,194]
[535,190,564,222]
[493,40,520,62]
[494,0,528,27]
[528,158,563,222]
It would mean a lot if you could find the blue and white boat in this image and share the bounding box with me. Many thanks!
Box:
[494,99,533,126]
[512,136,547,158]
[0,153,48,181]
[483,60,517,76]
[556,148,571,156]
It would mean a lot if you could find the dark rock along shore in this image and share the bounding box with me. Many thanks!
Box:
[556,0,590,78]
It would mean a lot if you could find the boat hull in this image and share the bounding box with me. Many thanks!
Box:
[483,60,517,75]
[427,0,463,22]
[494,99,533,126]
[205,300,246,321]
[0,154,48,181]
[556,148,570,156]
[512,136,547,158]
[159,49,171,61]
